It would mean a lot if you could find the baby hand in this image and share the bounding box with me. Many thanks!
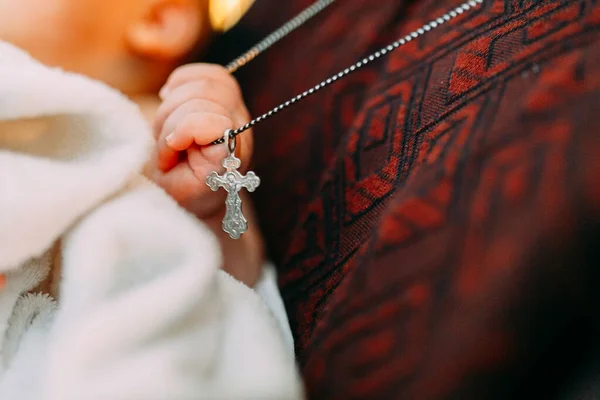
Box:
[150,64,253,219]
[149,64,264,286]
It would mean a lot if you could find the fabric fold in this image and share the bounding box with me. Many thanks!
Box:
[0,42,302,400]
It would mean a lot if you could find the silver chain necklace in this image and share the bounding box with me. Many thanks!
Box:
[206,0,484,239]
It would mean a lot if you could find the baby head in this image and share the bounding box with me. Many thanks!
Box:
[0,0,253,96]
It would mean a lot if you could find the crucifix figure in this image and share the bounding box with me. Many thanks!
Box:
[206,132,260,239]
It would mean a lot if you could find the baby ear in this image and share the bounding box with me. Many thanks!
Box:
[127,0,206,61]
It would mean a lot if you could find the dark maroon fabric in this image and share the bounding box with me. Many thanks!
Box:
[224,0,600,398]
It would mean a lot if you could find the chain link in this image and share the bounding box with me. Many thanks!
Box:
[226,0,336,74]
[213,0,484,145]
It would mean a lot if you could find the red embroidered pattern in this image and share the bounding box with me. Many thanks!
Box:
[228,0,600,397]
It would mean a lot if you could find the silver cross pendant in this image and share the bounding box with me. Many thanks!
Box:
[206,130,260,239]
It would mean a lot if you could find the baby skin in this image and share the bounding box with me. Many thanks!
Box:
[0,0,262,288]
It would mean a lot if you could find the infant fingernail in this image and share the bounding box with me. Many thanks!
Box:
[165,133,175,146]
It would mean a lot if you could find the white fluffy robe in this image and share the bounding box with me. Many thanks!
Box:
[0,42,302,400]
